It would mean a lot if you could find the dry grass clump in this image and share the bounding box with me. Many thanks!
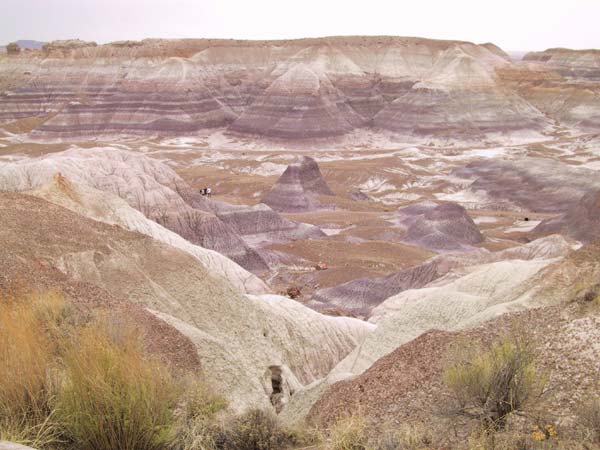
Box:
[0,288,184,450]
[326,413,369,450]
[443,334,545,430]
[463,426,595,450]
[55,319,180,450]
[322,415,434,450]
[168,377,227,450]
[370,424,432,450]
[214,408,300,450]
[0,289,66,448]
[578,396,600,444]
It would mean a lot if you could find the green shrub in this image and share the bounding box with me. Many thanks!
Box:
[443,334,544,430]
[55,319,180,450]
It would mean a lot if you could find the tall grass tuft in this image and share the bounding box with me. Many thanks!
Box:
[55,318,180,450]
[0,289,65,448]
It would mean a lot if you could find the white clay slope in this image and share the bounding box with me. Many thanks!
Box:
[30,175,268,294]
[13,177,374,413]
[332,256,560,378]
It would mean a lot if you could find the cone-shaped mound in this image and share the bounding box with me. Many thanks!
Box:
[394,201,484,251]
[261,156,335,213]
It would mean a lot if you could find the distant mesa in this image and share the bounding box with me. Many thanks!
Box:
[0,36,571,141]
[4,40,46,55]
[261,156,335,213]
[14,40,46,49]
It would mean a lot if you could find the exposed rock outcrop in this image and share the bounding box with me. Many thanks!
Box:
[5,43,20,55]
[261,156,335,212]
[311,260,443,317]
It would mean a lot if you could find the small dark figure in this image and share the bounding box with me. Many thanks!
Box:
[524,217,530,221]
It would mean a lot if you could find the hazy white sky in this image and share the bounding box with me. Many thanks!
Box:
[3,0,600,51]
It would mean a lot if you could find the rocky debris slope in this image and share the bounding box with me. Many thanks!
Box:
[31,174,268,294]
[0,36,554,141]
[308,239,600,439]
[0,147,324,273]
[310,235,570,317]
[0,192,372,412]
[309,303,600,445]
[280,236,571,422]
[261,156,335,212]
[333,258,553,377]
[452,157,600,213]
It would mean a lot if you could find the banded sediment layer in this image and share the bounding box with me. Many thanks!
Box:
[0,36,573,141]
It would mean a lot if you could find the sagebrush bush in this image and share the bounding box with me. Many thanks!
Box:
[443,334,544,429]
[214,408,297,450]
[326,414,369,450]
[0,290,65,448]
[55,319,180,450]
